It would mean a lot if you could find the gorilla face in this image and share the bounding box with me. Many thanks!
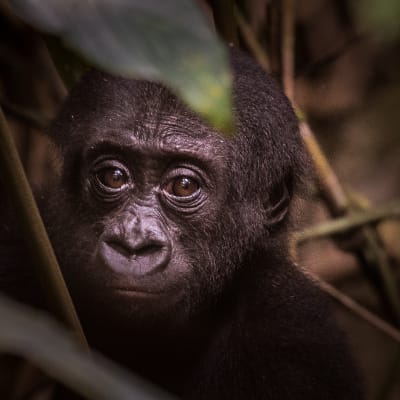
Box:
[43,50,305,332]
[45,103,259,330]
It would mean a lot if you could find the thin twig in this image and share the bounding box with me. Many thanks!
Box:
[208,0,239,46]
[362,226,400,321]
[0,97,51,129]
[308,272,400,343]
[234,7,270,71]
[299,121,350,215]
[281,0,295,102]
[296,201,400,243]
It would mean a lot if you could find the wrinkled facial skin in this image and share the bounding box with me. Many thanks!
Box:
[45,112,259,331]
[43,50,306,334]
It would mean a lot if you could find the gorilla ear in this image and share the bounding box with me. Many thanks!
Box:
[265,183,291,227]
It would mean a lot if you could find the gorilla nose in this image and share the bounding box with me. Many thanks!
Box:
[99,238,171,276]
[108,240,162,259]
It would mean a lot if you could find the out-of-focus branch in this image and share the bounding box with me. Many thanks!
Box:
[281,0,295,102]
[309,272,400,344]
[296,201,400,243]
[207,0,239,46]
[0,97,51,129]
[299,121,350,215]
[234,7,270,71]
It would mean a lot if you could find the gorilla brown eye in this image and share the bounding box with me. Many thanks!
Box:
[98,168,127,189]
[165,176,199,197]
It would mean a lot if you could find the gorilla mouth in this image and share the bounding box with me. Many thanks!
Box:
[113,288,162,298]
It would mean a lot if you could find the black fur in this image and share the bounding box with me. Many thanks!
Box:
[0,50,363,399]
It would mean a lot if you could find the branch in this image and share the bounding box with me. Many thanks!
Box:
[234,7,270,71]
[308,273,400,343]
[0,97,51,129]
[295,201,400,243]
[281,0,295,102]
[208,0,239,46]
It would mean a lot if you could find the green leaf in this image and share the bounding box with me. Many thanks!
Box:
[0,294,176,400]
[11,0,234,134]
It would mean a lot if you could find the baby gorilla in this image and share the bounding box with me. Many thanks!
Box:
[1,50,363,399]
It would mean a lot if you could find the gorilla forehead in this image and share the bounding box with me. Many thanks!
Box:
[84,110,225,153]
[80,118,229,174]
[53,70,228,154]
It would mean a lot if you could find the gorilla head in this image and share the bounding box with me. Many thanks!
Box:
[44,50,307,334]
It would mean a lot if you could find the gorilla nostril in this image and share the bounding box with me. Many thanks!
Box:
[135,243,163,257]
[106,240,163,258]
[106,240,132,258]
[102,238,171,276]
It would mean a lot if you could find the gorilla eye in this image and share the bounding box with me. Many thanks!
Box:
[165,176,199,197]
[98,168,128,189]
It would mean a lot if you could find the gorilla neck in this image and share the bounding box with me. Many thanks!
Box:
[83,246,287,393]
[84,294,234,393]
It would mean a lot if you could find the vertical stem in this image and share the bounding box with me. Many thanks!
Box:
[281,0,295,102]
[266,3,281,76]
[300,122,349,215]
[208,0,239,46]
[0,107,87,346]
[280,0,350,214]
[234,7,270,71]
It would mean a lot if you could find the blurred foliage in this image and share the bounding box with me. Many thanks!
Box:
[11,0,234,134]
[354,0,400,41]
[0,294,176,400]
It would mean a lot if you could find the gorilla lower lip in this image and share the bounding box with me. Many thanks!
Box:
[114,288,162,298]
